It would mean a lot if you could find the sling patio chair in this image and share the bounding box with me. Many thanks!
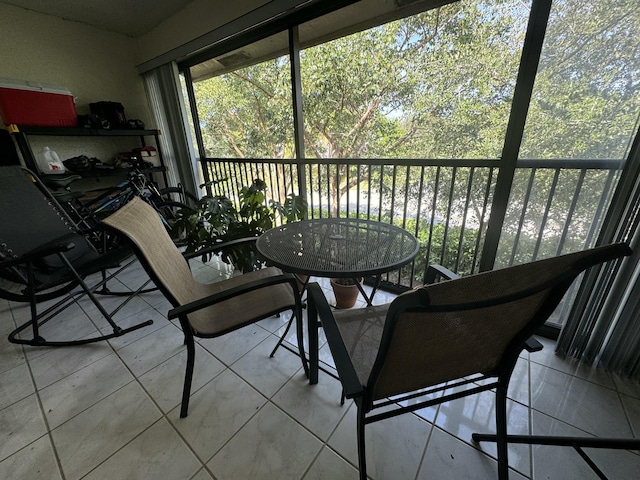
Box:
[0,165,153,346]
[102,196,304,418]
[306,242,637,480]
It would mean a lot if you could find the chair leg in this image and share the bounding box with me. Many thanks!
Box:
[495,383,509,480]
[296,303,309,378]
[307,299,319,385]
[180,324,196,418]
[356,403,367,480]
[270,308,310,378]
[269,313,294,358]
[26,264,45,343]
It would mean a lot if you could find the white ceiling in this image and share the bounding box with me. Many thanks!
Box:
[0,0,195,37]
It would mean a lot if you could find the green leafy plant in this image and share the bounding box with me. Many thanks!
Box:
[173,179,307,273]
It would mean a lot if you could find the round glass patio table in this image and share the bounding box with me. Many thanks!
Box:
[257,217,419,384]
[256,217,419,305]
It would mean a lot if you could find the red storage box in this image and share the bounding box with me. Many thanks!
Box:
[0,78,78,127]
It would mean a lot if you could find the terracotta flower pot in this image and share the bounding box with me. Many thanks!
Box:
[330,277,363,308]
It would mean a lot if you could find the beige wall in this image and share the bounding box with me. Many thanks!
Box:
[0,3,154,164]
[0,1,270,167]
[0,3,151,123]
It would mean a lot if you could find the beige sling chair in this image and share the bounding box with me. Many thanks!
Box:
[306,242,637,480]
[103,197,304,417]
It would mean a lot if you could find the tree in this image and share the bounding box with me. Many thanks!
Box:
[190,0,639,275]
[194,58,294,159]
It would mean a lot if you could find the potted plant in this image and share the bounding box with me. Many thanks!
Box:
[330,277,363,308]
[172,179,306,273]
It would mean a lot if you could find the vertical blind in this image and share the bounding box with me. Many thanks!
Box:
[143,62,199,197]
[557,122,640,379]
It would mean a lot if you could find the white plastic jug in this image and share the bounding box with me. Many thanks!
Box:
[36,146,65,174]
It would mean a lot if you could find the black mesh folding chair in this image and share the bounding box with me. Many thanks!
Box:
[0,165,153,346]
[306,243,637,480]
[102,197,304,417]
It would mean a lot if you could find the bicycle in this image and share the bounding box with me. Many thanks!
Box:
[0,167,194,302]
[46,166,195,248]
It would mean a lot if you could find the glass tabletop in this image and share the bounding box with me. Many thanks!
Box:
[256,218,419,278]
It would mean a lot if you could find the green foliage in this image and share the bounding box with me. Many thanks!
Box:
[190,0,639,274]
[173,179,307,273]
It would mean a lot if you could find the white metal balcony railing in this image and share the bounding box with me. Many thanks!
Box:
[201,156,620,308]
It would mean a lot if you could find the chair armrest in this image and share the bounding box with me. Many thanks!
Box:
[424,264,459,284]
[182,236,258,260]
[306,282,364,399]
[167,272,297,319]
[524,337,543,353]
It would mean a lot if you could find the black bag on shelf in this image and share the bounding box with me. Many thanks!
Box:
[89,101,127,129]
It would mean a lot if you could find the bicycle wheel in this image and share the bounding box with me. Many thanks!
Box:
[159,187,198,208]
[0,266,80,303]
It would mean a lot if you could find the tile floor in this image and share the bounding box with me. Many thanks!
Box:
[1,256,640,480]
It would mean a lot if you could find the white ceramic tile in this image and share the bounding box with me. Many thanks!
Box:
[117,323,184,376]
[190,468,215,480]
[396,383,446,424]
[22,342,51,362]
[571,363,616,389]
[169,369,267,462]
[528,336,581,375]
[138,344,226,413]
[231,336,303,398]
[328,402,432,480]
[0,324,19,343]
[530,362,633,438]
[528,339,616,389]
[107,265,153,293]
[9,296,67,322]
[102,306,169,350]
[207,402,323,479]
[303,446,359,480]
[417,427,528,480]
[434,388,531,475]
[0,362,34,410]
[39,353,134,428]
[317,342,337,371]
[0,299,13,318]
[2,310,46,366]
[274,315,306,351]
[5,302,38,324]
[82,418,201,480]
[612,373,640,399]
[4,259,640,479]
[28,340,113,389]
[140,288,171,309]
[272,369,349,441]
[0,435,62,480]
[198,323,270,365]
[531,410,640,480]
[191,264,234,283]
[620,393,640,438]
[28,304,98,344]
[508,356,530,406]
[0,394,47,462]
[78,293,153,327]
[51,381,161,480]
[256,311,293,334]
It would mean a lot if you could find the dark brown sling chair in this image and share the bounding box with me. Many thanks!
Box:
[306,242,638,480]
[102,197,304,418]
[0,165,154,346]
